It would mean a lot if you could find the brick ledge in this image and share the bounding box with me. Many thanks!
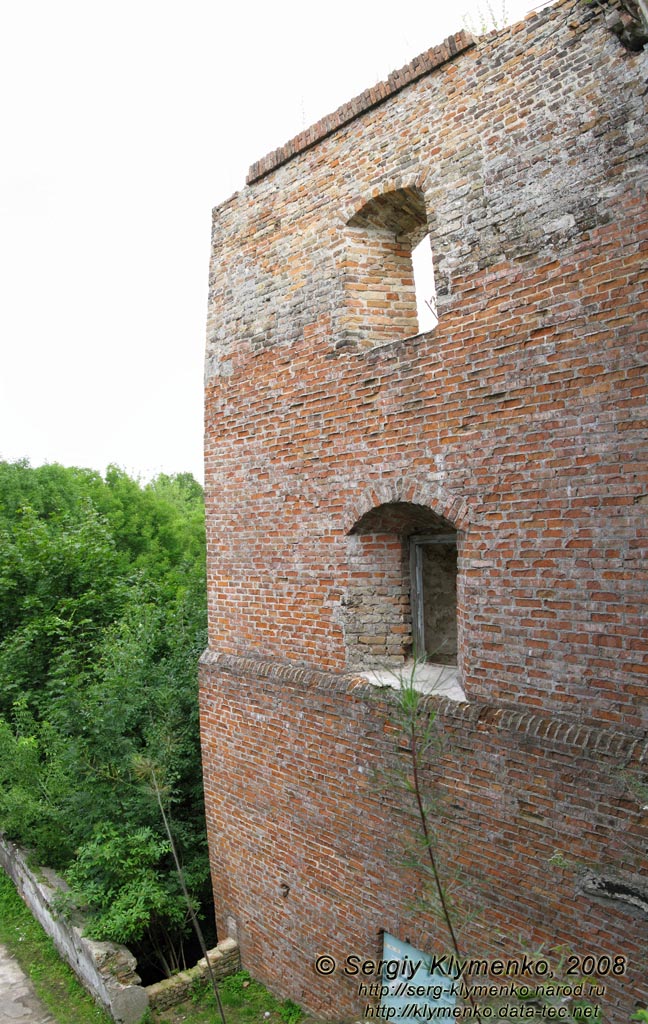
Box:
[199,649,647,762]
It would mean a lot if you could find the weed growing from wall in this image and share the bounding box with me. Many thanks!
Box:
[134,756,228,1024]
[382,661,613,1022]
[381,659,483,1020]
[462,1,510,35]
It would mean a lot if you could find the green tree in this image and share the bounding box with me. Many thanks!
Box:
[0,460,210,977]
[0,502,128,716]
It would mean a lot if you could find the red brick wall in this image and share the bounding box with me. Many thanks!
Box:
[200,659,647,1019]
[202,1,648,1020]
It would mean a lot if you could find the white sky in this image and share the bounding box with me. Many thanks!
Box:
[0,0,547,484]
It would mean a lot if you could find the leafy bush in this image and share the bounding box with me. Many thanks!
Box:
[0,460,210,976]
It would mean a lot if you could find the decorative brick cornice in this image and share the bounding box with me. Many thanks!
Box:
[437,698,648,764]
[200,650,647,763]
[199,648,343,691]
[246,31,475,185]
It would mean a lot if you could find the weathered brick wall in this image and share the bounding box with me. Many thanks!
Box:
[200,657,647,1020]
[202,1,647,1020]
[205,0,647,724]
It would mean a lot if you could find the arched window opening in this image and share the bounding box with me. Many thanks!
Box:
[342,188,437,348]
[343,503,458,680]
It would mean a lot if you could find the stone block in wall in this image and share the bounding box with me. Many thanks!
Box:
[145,938,241,1011]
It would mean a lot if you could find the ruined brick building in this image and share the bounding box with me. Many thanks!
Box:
[200,1,648,1020]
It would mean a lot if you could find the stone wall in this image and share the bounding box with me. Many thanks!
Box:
[0,836,241,1022]
[0,835,148,1024]
[146,939,240,1012]
[202,1,648,1020]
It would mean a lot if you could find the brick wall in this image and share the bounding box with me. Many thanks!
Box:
[200,657,647,1019]
[202,1,648,1020]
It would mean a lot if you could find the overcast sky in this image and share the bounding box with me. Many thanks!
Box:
[0,0,546,484]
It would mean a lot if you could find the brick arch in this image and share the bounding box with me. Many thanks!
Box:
[338,171,430,229]
[343,477,472,536]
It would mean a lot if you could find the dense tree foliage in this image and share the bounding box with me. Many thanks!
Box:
[0,460,210,978]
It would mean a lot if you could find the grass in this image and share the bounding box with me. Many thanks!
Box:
[0,867,112,1024]
[1,867,312,1024]
[150,971,308,1024]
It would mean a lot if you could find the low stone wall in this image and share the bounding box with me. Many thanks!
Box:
[0,834,240,1022]
[0,834,148,1023]
[146,938,240,1011]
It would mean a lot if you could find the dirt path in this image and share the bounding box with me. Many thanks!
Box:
[0,943,55,1023]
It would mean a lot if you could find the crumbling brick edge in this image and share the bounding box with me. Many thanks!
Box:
[246,31,475,184]
[0,834,240,1023]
